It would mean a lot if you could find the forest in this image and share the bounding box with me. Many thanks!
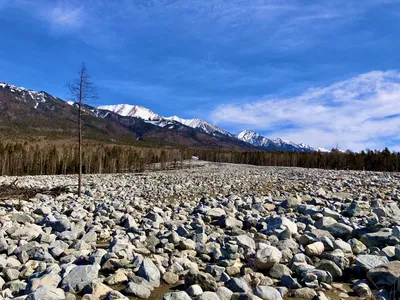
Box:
[0,142,192,176]
[0,141,399,176]
[196,148,400,172]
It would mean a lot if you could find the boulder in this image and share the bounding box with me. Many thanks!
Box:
[137,258,161,287]
[61,264,100,293]
[367,261,400,288]
[305,242,324,257]
[254,246,282,270]
[162,291,192,300]
[26,286,65,300]
[254,286,282,300]
[355,255,389,270]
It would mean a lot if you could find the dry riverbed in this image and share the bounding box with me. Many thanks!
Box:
[0,161,399,300]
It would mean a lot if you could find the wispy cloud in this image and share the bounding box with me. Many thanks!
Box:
[47,5,84,28]
[211,71,400,151]
[4,0,85,29]
[6,0,388,49]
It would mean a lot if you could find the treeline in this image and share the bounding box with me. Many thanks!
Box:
[196,148,400,172]
[0,142,192,176]
[2,142,399,176]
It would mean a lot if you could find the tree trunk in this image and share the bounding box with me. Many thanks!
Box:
[78,78,83,197]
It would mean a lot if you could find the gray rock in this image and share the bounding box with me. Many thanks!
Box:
[325,223,353,239]
[217,287,233,300]
[315,259,342,279]
[34,206,52,215]
[61,264,100,293]
[50,217,71,232]
[26,286,65,300]
[207,208,226,218]
[27,274,62,293]
[254,286,283,300]
[4,268,19,281]
[124,282,151,298]
[186,284,203,297]
[254,246,282,270]
[367,261,400,288]
[185,270,218,292]
[360,229,392,248]
[226,278,252,294]
[197,291,220,300]
[280,275,301,289]
[268,264,292,279]
[355,255,389,270]
[292,288,317,299]
[10,224,42,241]
[220,216,243,229]
[162,291,192,300]
[348,238,367,254]
[353,280,373,298]
[281,197,301,209]
[305,242,324,257]
[235,235,255,250]
[163,272,179,285]
[137,258,161,287]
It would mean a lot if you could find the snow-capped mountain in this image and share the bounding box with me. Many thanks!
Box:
[166,116,234,137]
[98,104,162,121]
[237,130,329,152]
[99,104,233,138]
[0,82,48,109]
[98,104,327,152]
[0,81,327,151]
[237,130,273,147]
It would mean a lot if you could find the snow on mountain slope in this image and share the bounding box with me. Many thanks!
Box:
[98,104,162,121]
[166,116,234,137]
[0,81,328,151]
[237,130,273,147]
[0,82,47,108]
[237,130,329,152]
[98,104,327,151]
[98,104,234,137]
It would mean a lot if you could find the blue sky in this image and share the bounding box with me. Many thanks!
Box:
[1,0,400,151]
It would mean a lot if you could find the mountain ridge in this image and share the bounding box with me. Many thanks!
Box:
[0,82,255,150]
[0,81,327,152]
[236,130,329,152]
[99,104,327,152]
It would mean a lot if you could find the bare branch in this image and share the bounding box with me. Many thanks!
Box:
[67,62,98,197]
[68,62,98,104]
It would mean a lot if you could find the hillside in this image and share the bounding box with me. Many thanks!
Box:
[0,82,255,150]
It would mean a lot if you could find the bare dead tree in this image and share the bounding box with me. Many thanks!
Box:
[68,62,97,197]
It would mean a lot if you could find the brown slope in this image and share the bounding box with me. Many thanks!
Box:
[0,82,256,150]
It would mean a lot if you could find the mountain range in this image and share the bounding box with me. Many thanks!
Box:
[0,81,327,152]
[98,103,328,152]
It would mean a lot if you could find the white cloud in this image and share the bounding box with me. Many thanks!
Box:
[48,5,84,28]
[7,0,85,30]
[211,71,400,151]
[6,0,396,51]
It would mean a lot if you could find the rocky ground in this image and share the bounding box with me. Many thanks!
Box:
[0,161,400,300]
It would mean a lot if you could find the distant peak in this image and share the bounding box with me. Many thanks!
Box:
[238,129,256,135]
[237,129,258,139]
[98,103,161,120]
[0,81,48,103]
